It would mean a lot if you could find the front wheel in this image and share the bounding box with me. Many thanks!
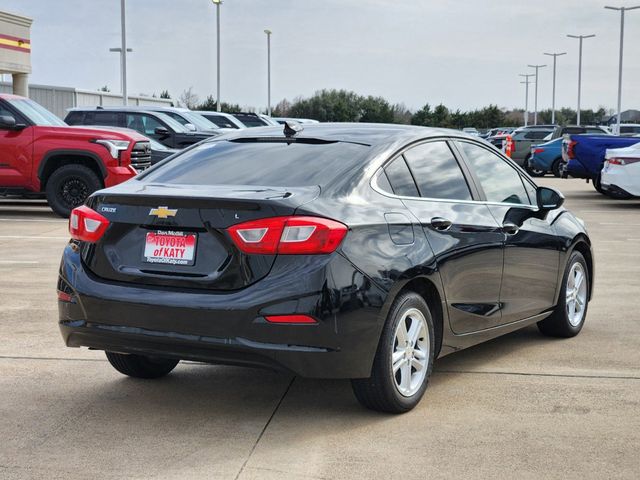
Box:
[538,251,589,338]
[105,352,179,379]
[551,158,562,177]
[351,292,435,413]
[45,164,102,218]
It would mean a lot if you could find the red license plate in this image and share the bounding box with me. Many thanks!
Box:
[143,230,197,266]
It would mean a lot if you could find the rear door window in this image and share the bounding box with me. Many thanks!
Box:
[93,111,120,127]
[403,141,472,200]
[383,157,420,197]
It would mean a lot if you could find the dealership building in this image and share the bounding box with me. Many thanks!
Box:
[0,10,32,97]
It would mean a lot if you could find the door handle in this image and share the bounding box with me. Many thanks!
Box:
[430,217,452,231]
[502,222,520,235]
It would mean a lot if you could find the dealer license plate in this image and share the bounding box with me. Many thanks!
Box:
[143,230,197,266]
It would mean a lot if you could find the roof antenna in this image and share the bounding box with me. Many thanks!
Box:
[283,120,303,137]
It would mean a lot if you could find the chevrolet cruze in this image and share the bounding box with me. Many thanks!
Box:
[58,123,593,413]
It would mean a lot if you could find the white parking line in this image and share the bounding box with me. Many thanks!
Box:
[0,260,39,264]
[0,217,65,223]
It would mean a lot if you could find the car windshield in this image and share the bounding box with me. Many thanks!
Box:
[148,138,169,150]
[151,112,189,133]
[140,139,371,187]
[182,111,219,130]
[8,98,66,126]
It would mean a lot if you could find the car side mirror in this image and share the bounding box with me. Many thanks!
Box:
[0,115,17,130]
[537,186,564,211]
[154,126,170,136]
[184,123,197,132]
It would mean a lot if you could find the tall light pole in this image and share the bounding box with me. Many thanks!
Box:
[109,47,132,94]
[605,6,640,135]
[211,0,222,112]
[528,64,546,125]
[543,52,566,125]
[120,0,128,105]
[519,73,535,126]
[567,34,596,125]
[264,29,272,116]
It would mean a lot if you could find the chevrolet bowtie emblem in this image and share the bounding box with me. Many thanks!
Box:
[149,206,177,219]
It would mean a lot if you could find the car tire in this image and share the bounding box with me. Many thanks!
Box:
[551,158,562,178]
[537,251,589,338]
[524,155,546,177]
[351,291,435,413]
[592,174,606,194]
[45,164,102,218]
[105,352,179,379]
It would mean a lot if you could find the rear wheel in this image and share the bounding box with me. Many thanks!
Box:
[105,352,179,379]
[524,155,546,177]
[45,164,102,218]
[351,292,435,413]
[551,158,562,177]
[537,251,589,338]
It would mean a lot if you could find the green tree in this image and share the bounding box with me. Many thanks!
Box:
[431,104,450,127]
[411,103,433,126]
[359,95,394,123]
[160,90,171,99]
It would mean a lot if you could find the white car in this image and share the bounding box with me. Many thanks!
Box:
[601,141,640,197]
[462,127,479,136]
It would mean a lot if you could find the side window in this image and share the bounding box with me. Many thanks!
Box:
[206,115,237,129]
[383,157,420,197]
[164,112,188,126]
[64,111,83,125]
[524,130,551,140]
[126,114,162,136]
[457,141,531,205]
[93,111,119,127]
[403,141,472,200]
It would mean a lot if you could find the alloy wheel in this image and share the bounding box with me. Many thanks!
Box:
[392,307,430,397]
[566,262,588,327]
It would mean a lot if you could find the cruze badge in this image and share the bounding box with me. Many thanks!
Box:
[149,206,177,219]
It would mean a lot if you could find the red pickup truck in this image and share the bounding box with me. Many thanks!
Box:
[0,94,151,217]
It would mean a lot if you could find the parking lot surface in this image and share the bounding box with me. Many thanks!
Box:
[1,178,639,480]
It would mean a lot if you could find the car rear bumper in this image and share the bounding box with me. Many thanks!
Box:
[601,168,639,197]
[58,243,387,379]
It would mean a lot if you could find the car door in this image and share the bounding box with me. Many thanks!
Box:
[0,101,34,188]
[380,139,506,334]
[125,113,174,147]
[454,140,561,324]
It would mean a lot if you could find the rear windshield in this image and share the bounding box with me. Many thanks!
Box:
[141,140,371,187]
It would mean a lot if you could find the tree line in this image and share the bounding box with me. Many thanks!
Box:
[175,88,612,128]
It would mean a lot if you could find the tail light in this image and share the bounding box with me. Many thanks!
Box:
[69,205,110,243]
[567,140,577,159]
[534,148,545,154]
[265,314,317,324]
[608,157,640,166]
[227,216,347,255]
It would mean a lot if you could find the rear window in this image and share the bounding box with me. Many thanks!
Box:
[141,140,370,187]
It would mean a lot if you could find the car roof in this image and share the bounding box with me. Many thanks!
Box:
[215,122,475,148]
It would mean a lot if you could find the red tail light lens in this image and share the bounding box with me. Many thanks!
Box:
[69,205,110,243]
[608,157,640,166]
[567,141,577,159]
[265,314,317,324]
[534,148,545,154]
[227,216,348,255]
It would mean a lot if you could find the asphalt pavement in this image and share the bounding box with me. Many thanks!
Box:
[0,178,638,479]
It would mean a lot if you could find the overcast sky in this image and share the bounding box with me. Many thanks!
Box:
[4,0,640,113]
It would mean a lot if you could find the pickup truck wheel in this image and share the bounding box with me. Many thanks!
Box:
[45,164,102,218]
[551,158,562,177]
[524,155,545,177]
[592,174,605,194]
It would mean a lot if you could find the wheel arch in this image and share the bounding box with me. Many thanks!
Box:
[569,236,594,301]
[38,150,106,191]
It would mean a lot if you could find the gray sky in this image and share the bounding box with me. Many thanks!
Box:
[4,0,640,112]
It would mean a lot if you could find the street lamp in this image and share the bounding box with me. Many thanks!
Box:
[567,34,596,125]
[109,47,132,94]
[605,5,640,135]
[119,0,128,105]
[543,52,566,125]
[527,64,546,125]
[211,0,222,112]
[519,73,535,127]
[264,29,272,116]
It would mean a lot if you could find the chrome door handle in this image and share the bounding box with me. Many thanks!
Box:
[502,222,519,235]
[430,217,452,231]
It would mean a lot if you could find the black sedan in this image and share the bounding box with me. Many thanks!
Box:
[58,123,593,413]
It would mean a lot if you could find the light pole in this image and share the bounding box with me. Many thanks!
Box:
[519,74,535,126]
[119,0,128,105]
[109,47,132,94]
[605,5,640,135]
[528,64,546,125]
[543,52,566,124]
[567,34,596,125]
[211,0,222,112]
[264,29,272,116]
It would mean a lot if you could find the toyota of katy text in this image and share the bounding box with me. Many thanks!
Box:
[58,123,594,413]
